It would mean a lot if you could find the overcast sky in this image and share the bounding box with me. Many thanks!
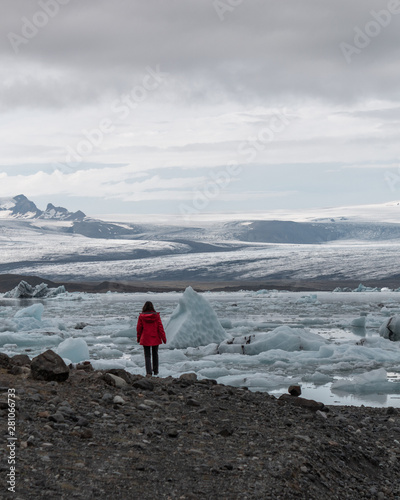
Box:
[1,0,400,218]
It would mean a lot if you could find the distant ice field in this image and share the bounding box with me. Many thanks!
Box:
[4,241,400,282]
[1,289,400,408]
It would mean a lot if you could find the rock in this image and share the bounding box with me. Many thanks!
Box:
[218,428,234,437]
[49,412,65,423]
[27,435,36,446]
[113,395,125,405]
[103,373,128,388]
[76,417,89,427]
[133,378,154,391]
[167,428,179,438]
[0,352,10,368]
[101,392,114,404]
[0,399,9,410]
[76,361,93,371]
[179,373,198,382]
[288,385,301,397]
[80,428,93,439]
[186,398,201,407]
[278,394,324,411]
[8,365,25,375]
[31,350,70,382]
[10,354,31,366]
[106,369,136,384]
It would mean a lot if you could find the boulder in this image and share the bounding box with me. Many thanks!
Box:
[288,385,302,397]
[133,378,154,391]
[31,350,70,382]
[103,373,128,389]
[279,394,324,411]
[0,352,11,368]
[106,369,136,384]
[179,372,197,382]
[10,354,31,367]
[179,372,198,386]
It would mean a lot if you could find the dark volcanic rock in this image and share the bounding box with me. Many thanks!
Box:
[0,352,10,368]
[10,354,31,367]
[2,361,400,500]
[288,384,302,397]
[31,349,70,382]
[279,393,324,411]
[132,378,154,391]
[106,368,136,384]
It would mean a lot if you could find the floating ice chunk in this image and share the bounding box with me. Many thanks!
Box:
[296,294,319,304]
[91,359,130,370]
[186,343,219,356]
[331,368,400,394]
[166,286,229,349]
[159,349,188,364]
[379,316,400,341]
[219,326,327,355]
[303,371,333,384]
[15,304,44,321]
[56,338,90,363]
[95,347,124,359]
[4,280,66,298]
[111,327,135,338]
[351,316,366,328]
[354,284,380,292]
[0,332,61,348]
[0,320,17,333]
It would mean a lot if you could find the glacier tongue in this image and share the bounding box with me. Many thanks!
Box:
[166,286,229,349]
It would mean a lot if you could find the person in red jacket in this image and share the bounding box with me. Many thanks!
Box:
[137,301,167,377]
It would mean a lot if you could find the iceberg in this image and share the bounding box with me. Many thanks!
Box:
[332,368,400,394]
[15,304,44,321]
[4,280,66,299]
[379,316,400,341]
[219,326,327,355]
[166,286,230,349]
[56,338,90,363]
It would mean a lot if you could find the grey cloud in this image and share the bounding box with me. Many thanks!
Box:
[2,0,400,109]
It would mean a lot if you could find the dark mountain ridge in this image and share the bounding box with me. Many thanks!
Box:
[0,194,85,221]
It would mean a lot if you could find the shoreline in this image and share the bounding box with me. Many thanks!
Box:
[1,273,400,293]
[1,360,400,499]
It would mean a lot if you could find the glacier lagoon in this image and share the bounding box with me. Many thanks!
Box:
[1,288,400,408]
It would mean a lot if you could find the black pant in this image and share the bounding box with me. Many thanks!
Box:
[143,345,159,375]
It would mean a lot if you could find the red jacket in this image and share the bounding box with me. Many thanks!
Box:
[136,312,167,346]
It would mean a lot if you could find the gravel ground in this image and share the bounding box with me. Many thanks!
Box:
[1,366,400,500]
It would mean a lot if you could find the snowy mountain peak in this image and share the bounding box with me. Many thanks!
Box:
[0,195,86,221]
[40,203,86,221]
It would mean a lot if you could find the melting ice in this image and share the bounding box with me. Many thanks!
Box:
[1,286,400,407]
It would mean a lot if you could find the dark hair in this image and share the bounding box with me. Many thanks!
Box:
[142,301,156,313]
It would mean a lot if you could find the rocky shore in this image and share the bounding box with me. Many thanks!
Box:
[2,273,400,293]
[1,352,400,500]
